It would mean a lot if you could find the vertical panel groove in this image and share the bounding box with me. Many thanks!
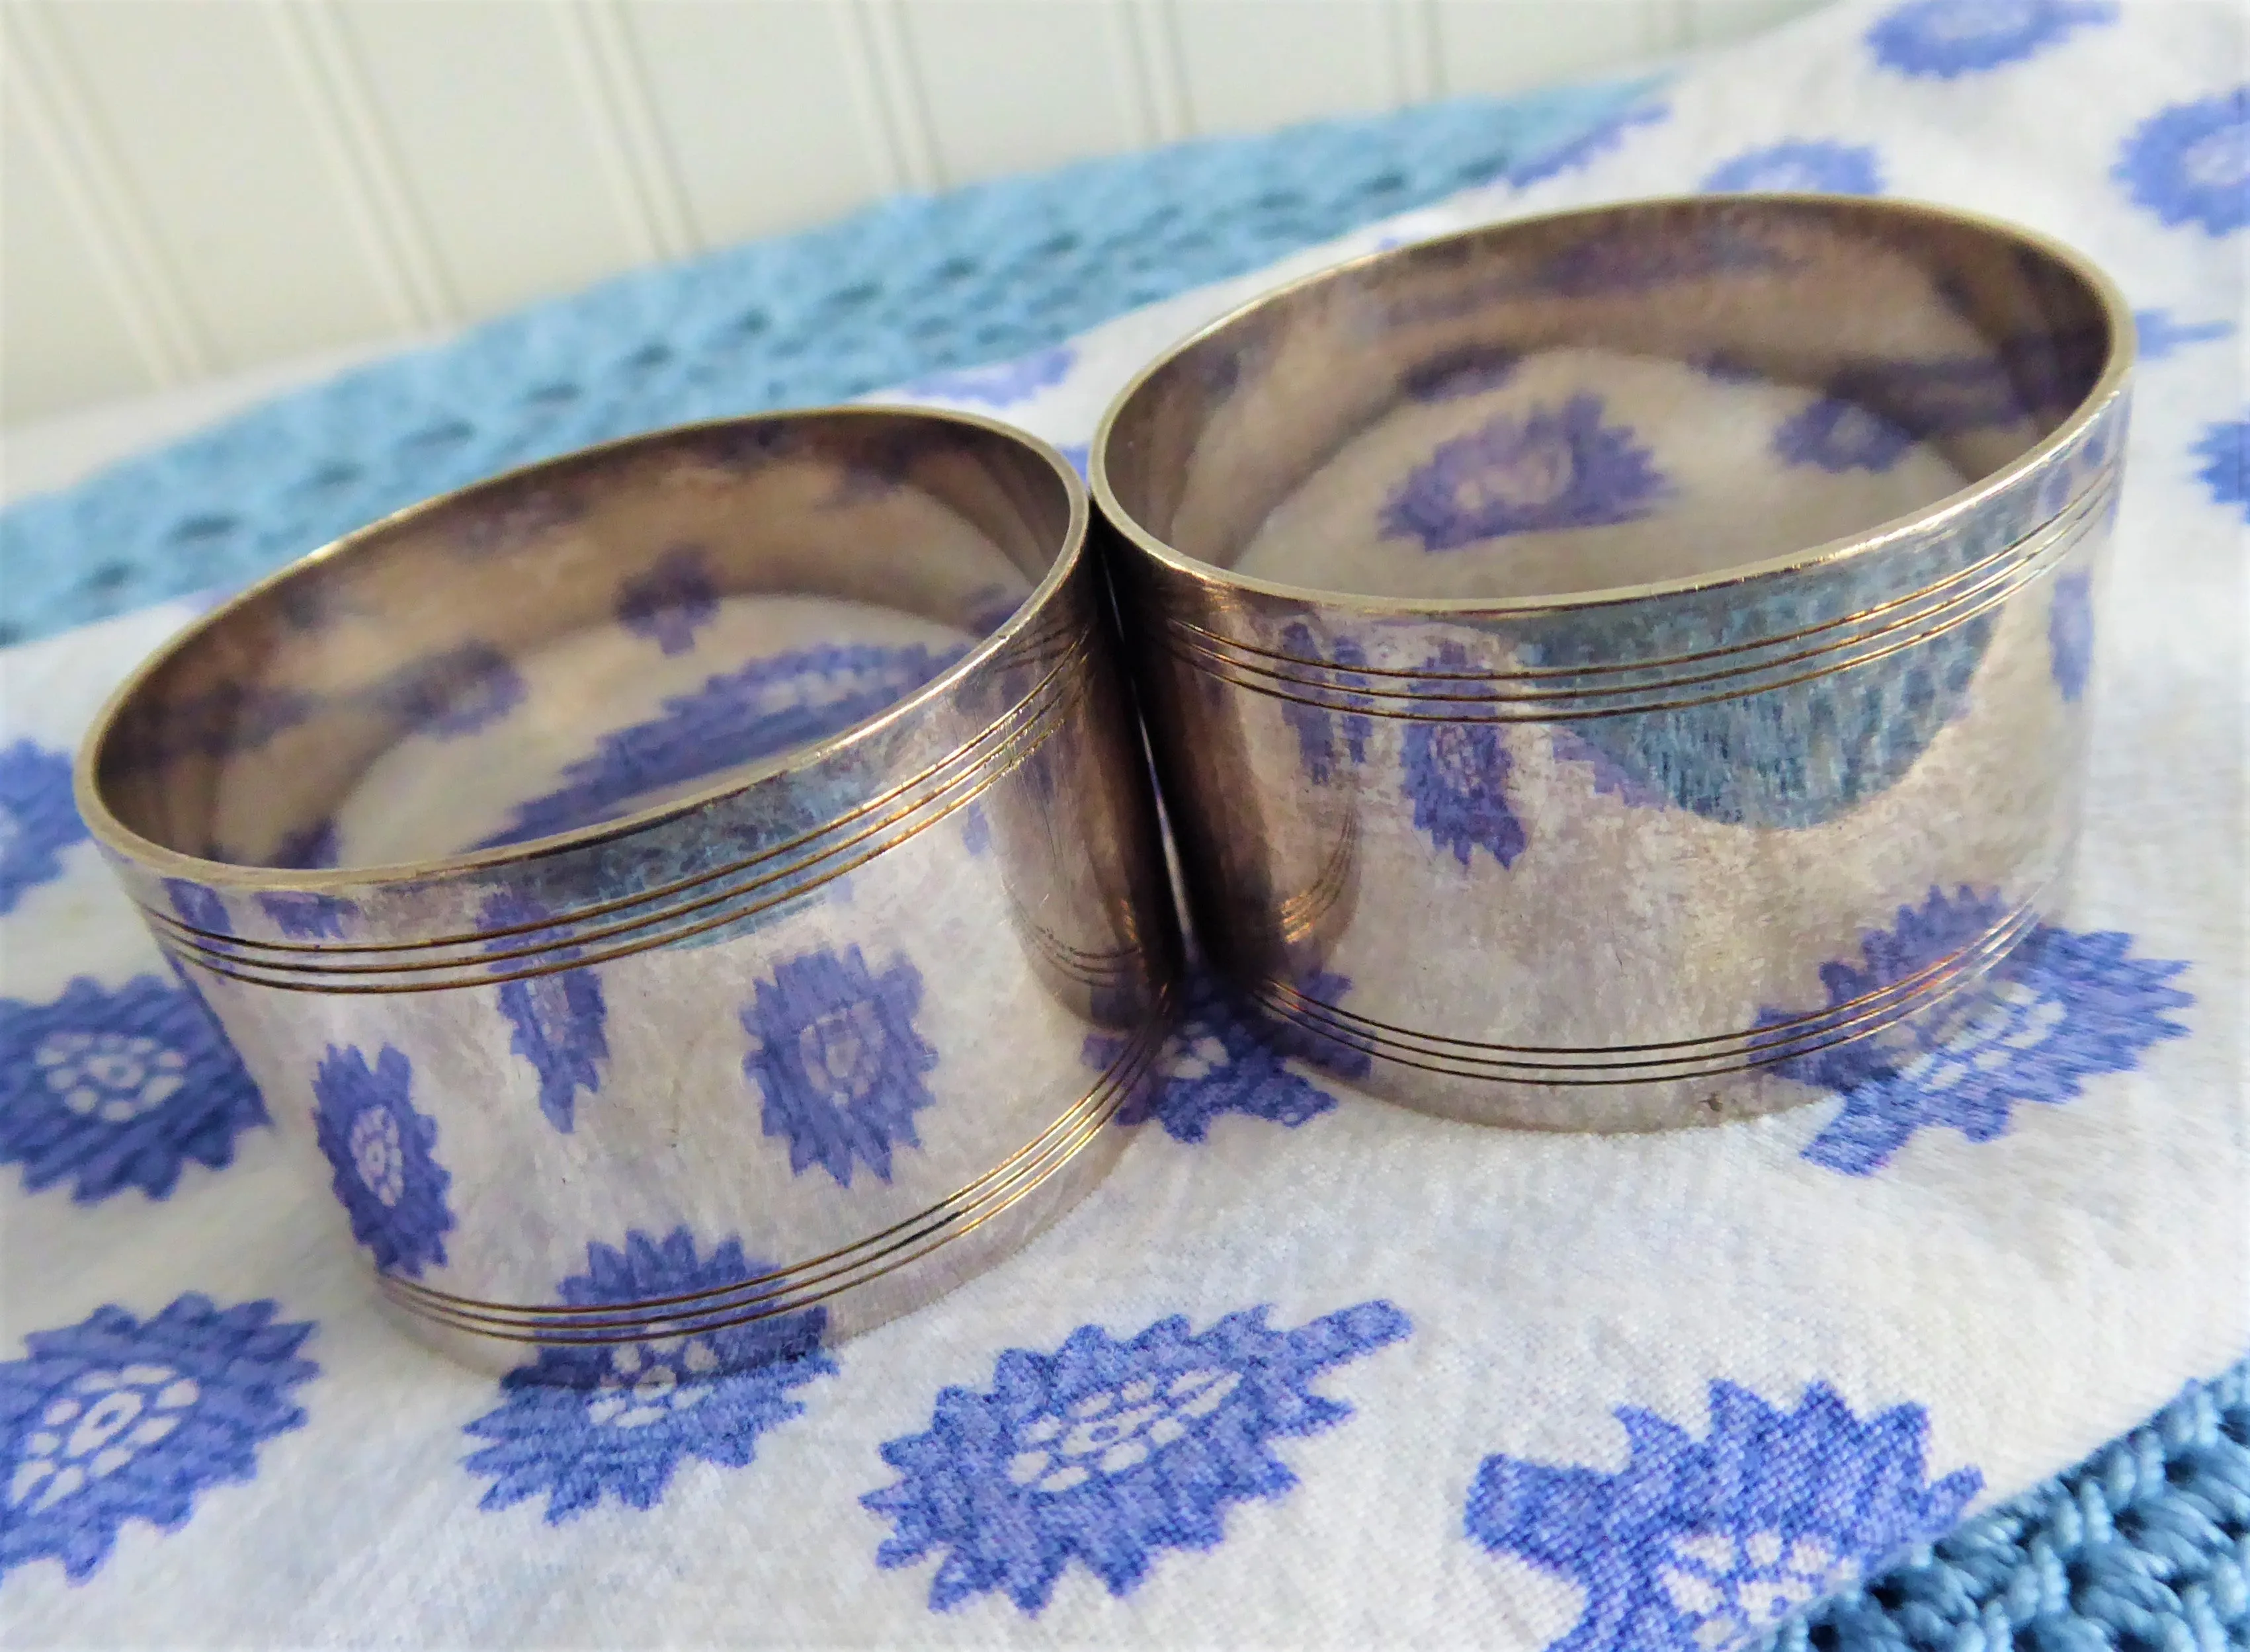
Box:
[265,0,459,331]
[1126,0,1192,140]
[570,0,702,255]
[845,0,942,191]
[1106,0,1163,149]
[552,0,683,262]
[1387,0,1441,105]
[4,3,212,380]
[833,0,908,193]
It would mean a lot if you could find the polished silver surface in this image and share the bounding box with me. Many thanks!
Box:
[1093,196,2131,1130]
[78,407,1181,1373]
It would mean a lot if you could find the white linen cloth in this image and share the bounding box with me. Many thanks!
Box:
[1,1,2241,1644]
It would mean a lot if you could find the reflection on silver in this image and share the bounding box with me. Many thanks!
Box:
[1094,196,2132,1130]
[78,408,1181,1372]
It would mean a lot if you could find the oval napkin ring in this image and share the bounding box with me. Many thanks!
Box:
[79,407,1181,1374]
[1093,195,2131,1132]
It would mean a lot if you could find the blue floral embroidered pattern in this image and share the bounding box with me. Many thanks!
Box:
[2195,416,2248,522]
[462,1229,835,1524]
[0,976,270,1204]
[1086,972,1358,1144]
[2114,86,2250,237]
[741,945,939,1186]
[1403,655,1526,868]
[1868,0,2115,80]
[1771,888,2191,1175]
[1466,1380,1981,1652]
[1382,395,1670,552]
[1702,141,1884,196]
[483,895,608,1134]
[483,643,959,847]
[0,740,85,915]
[1773,397,1917,474]
[368,641,525,739]
[864,1300,1410,1614]
[0,1294,316,1582]
[616,545,718,656]
[311,1044,454,1275]
[2134,308,2232,360]
[903,344,1074,407]
[2048,569,2093,701]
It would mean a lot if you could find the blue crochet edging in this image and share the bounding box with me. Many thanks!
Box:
[1784,1356,2249,1651]
[0,79,1655,644]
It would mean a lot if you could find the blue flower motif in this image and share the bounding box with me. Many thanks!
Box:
[450,486,582,558]
[274,818,340,870]
[1402,657,1526,870]
[0,975,270,1204]
[1772,397,1916,474]
[0,740,86,915]
[99,682,315,778]
[0,1293,316,1582]
[864,1300,1411,1614]
[162,878,231,936]
[1701,142,1884,196]
[2134,308,2232,360]
[310,1045,454,1276]
[256,888,355,940]
[1086,971,1360,1145]
[2048,569,2093,702]
[2195,416,2248,521]
[902,344,1075,408]
[1769,888,2192,1175]
[483,643,959,847]
[1278,624,1372,786]
[616,544,718,656]
[2115,87,2249,236]
[1401,343,1523,403]
[366,641,526,739]
[1550,728,1667,809]
[741,945,938,1186]
[462,1228,835,1524]
[483,895,608,1134]
[1508,101,1669,186]
[1535,223,1784,299]
[1382,395,1671,552]
[1868,0,2115,80]
[1467,1380,1982,1652]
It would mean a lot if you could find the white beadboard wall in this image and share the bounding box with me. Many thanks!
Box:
[0,0,1818,427]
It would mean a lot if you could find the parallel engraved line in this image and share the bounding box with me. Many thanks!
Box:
[151,628,1092,971]
[1158,470,2110,696]
[1171,525,2079,725]
[163,667,1087,994]
[380,1008,1164,1342]
[1254,901,2035,1086]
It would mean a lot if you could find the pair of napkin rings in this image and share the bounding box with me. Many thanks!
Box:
[77,196,2132,1373]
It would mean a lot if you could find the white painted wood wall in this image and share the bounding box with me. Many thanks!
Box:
[1,0,1817,425]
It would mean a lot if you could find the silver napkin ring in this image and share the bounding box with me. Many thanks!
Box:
[79,407,1181,1372]
[1093,196,2130,1131]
